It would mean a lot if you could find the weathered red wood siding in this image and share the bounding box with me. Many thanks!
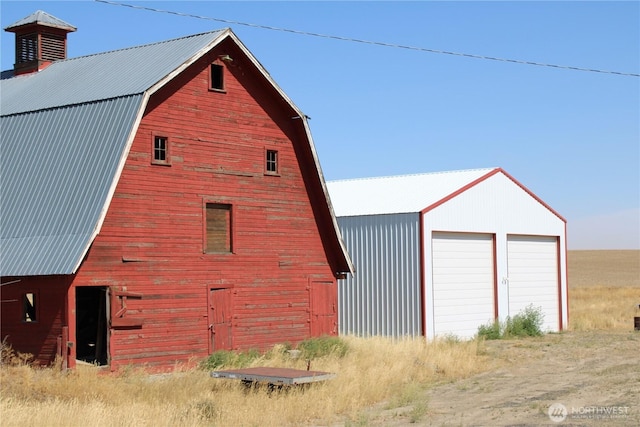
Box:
[72,38,338,370]
[0,276,70,365]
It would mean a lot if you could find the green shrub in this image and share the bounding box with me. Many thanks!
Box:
[200,348,260,370]
[504,305,544,338]
[297,335,349,359]
[477,305,545,340]
[477,320,502,340]
[200,336,349,370]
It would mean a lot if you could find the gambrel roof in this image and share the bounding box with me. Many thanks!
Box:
[1,29,353,277]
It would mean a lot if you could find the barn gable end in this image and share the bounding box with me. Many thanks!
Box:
[1,12,352,370]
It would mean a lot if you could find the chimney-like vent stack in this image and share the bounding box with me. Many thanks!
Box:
[4,10,76,76]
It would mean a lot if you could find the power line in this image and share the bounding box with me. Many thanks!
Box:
[95,0,639,78]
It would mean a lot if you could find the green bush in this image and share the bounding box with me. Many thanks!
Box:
[477,305,545,340]
[504,305,544,338]
[200,336,349,370]
[297,335,349,359]
[477,320,502,340]
[200,348,260,370]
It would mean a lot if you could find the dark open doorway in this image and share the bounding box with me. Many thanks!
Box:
[76,286,108,365]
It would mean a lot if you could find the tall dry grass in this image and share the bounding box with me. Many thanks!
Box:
[2,250,637,426]
[0,337,488,427]
[568,250,640,331]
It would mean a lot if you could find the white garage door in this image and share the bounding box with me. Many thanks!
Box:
[507,235,560,332]
[431,232,495,339]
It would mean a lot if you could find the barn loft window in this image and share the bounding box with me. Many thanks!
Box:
[152,135,170,165]
[266,149,278,174]
[23,292,37,322]
[210,63,225,91]
[206,203,232,253]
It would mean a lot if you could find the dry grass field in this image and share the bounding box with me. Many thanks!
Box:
[568,250,640,330]
[1,250,638,426]
[1,337,488,426]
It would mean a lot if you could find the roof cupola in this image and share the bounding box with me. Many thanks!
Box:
[4,10,76,76]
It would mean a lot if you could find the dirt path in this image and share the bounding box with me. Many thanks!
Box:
[364,331,640,426]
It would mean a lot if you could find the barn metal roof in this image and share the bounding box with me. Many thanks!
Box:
[327,168,498,217]
[1,96,142,275]
[1,30,226,116]
[0,29,229,276]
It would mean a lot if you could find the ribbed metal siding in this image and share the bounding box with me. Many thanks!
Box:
[0,95,143,276]
[337,213,422,337]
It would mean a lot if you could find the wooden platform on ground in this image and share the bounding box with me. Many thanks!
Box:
[210,366,335,385]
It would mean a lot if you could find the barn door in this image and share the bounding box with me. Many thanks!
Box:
[310,280,337,336]
[208,288,232,352]
[76,286,109,366]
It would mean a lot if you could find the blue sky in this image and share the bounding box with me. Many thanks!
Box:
[2,1,639,249]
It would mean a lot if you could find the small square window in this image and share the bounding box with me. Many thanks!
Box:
[210,64,224,91]
[266,150,278,174]
[23,292,37,322]
[152,135,170,165]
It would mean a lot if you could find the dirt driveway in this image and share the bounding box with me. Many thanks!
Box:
[365,331,639,426]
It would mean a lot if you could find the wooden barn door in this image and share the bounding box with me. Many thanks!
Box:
[208,288,232,352]
[310,280,337,336]
[75,286,109,366]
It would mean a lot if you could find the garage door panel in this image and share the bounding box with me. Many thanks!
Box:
[509,294,556,306]
[509,291,556,301]
[435,319,495,333]
[507,235,559,332]
[434,308,494,323]
[432,232,495,339]
[434,288,494,301]
[432,258,494,268]
[431,277,493,287]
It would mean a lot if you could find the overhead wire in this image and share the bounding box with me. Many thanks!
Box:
[95,0,639,78]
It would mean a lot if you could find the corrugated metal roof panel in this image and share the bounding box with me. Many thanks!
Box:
[0,95,143,276]
[0,30,225,116]
[327,168,496,217]
[0,30,225,276]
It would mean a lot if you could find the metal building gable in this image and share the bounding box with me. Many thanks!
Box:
[327,168,497,217]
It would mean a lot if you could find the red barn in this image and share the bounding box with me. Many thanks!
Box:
[0,11,353,370]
